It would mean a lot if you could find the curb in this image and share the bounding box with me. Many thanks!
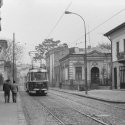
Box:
[50,88,125,104]
[72,93,125,103]
[17,93,27,125]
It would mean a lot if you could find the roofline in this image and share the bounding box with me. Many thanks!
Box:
[59,53,84,62]
[104,22,125,36]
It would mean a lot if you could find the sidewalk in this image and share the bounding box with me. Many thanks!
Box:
[50,87,125,103]
[0,91,27,125]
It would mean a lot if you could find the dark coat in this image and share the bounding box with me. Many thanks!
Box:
[11,84,18,93]
[3,82,11,92]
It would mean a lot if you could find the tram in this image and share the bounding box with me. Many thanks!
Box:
[24,68,48,95]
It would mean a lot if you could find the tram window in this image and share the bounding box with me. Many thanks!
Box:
[34,72,47,80]
[31,72,34,81]
[27,73,30,81]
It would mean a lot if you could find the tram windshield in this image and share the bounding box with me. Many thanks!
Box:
[31,72,47,81]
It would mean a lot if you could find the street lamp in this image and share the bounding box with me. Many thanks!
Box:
[65,11,88,94]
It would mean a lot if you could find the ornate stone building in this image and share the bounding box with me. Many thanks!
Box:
[59,47,111,90]
[46,45,111,90]
[46,44,69,87]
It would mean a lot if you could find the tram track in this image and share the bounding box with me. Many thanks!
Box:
[35,101,66,125]
[20,92,66,125]
[20,91,125,125]
[33,96,110,125]
[49,89,125,111]
[48,90,125,125]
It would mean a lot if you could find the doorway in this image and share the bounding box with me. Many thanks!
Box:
[0,74,3,86]
[114,68,117,89]
[91,67,99,85]
[119,66,125,89]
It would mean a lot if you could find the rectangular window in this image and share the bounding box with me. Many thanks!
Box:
[75,67,82,80]
[116,42,119,55]
[124,39,125,52]
[63,69,65,80]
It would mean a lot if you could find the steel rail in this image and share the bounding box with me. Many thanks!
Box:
[70,107,109,125]
[49,92,109,125]
[50,89,125,110]
[33,98,66,125]
[33,96,109,125]
[51,91,125,125]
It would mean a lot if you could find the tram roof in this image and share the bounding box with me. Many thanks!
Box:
[28,68,47,73]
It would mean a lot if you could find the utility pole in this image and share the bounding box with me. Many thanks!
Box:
[13,33,15,83]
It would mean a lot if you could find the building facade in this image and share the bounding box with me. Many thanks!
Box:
[104,22,125,89]
[46,44,69,87]
[0,40,8,84]
[0,0,3,31]
[0,1,5,85]
[46,44,111,90]
[59,47,111,90]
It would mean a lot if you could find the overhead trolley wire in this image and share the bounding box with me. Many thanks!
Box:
[74,7,125,44]
[46,2,72,39]
[88,7,125,34]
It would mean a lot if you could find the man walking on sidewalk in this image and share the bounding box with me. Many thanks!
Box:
[10,81,18,103]
[3,79,11,103]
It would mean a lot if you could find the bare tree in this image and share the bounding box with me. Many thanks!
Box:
[97,42,111,50]
[35,38,61,61]
[5,39,24,63]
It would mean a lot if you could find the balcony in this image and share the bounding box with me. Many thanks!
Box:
[117,52,125,63]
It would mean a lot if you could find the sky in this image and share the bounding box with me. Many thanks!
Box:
[0,0,125,64]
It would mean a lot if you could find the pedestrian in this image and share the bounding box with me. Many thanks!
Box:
[10,81,18,103]
[3,79,11,103]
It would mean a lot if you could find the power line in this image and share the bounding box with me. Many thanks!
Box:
[74,7,125,44]
[88,7,125,34]
[88,25,91,46]
[46,2,72,39]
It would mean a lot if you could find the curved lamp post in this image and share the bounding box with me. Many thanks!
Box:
[65,11,88,94]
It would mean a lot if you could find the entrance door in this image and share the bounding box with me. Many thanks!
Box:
[0,74,3,85]
[91,67,99,85]
[114,68,117,89]
[119,66,125,89]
